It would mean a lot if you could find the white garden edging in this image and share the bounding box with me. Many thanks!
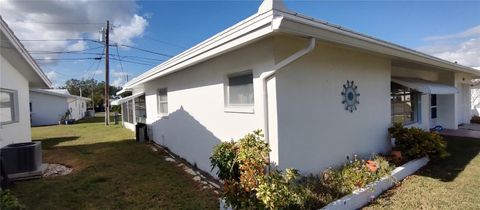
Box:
[321,156,429,210]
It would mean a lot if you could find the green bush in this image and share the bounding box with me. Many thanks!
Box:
[0,189,25,210]
[389,123,449,160]
[298,155,394,209]
[210,130,308,210]
[212,131,397,209]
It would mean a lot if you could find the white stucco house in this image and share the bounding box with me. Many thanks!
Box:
[29,89,90,126]
[113,0,480,175]
[0,16,52,148]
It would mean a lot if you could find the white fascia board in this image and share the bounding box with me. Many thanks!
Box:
[0,17,53,88]
[124,10,280,89]
[111,91,145,105]
[30,89,90,101]
[116,88,132,96]
[277,11,480,76]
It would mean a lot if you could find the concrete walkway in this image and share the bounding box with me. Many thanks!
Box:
[440,124,480,139]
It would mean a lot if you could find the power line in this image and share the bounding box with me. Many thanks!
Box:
[18,21,104,25]
[90,57,103,80]
[34,57,102,61]
[110,57,156,66]
[143,36,187,50]
[28,51,166,63]
[119,55,166,62]
[117,43,173,58]
[20,38,100,42]
[114,45,127,82]
[114,56,159,65]
[29,46,104,54]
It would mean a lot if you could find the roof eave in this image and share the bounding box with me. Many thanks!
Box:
[30,89,90,100]
[277,11,480,76]
[0,17,53,88]
[124,10,282,89]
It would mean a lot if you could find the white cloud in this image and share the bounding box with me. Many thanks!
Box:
[66,41,87,52]
[111,14,148,46]
[418,25,480,68]
[45,71,63,87]
[111,70,129,87]
[425,25,480,41]
[0,0,148,59]
[45,71,57,81]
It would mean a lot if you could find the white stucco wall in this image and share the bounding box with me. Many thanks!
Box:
[67,98,87,121]
[129,34,475,176]
[30,92,88,126]
[30,91,68,126]
[0,54,31,147]
[455,72,472,125]
[142,38,275,174]
[273,38,392,173]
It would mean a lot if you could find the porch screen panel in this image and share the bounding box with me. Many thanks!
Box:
[122,103,128,122]
[127,100,134,123]
[135,95,146,123]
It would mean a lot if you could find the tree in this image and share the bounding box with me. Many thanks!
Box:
[61,78,121,111]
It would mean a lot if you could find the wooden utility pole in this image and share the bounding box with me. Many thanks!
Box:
[104,20,110,125]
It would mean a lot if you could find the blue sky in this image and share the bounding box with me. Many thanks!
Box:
[2,0,479,87]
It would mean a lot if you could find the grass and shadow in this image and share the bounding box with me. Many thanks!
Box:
[9,115,218,210]
[365,135,480,209]
[34,136,79,149]
[418,136,480,182]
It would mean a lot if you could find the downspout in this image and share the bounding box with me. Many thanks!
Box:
[261,37,316,167]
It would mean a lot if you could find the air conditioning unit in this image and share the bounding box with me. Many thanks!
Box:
[0,142,42,180]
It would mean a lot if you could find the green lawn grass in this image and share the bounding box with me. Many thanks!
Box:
[11,115,218,210]
[365,136,480,209]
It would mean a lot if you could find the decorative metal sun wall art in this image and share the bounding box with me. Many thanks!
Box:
[341,80,360,112]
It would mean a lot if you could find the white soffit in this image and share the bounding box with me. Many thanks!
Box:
[392,77,458,95]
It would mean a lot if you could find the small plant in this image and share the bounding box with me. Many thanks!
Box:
[471,115,480,124]
[389,123,449,160]
[298,155,394,209]
[210,130,307,210]
[324,155,393,194]
[0,189,26,210]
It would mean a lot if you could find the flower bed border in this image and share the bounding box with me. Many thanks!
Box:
[321,156,429,210]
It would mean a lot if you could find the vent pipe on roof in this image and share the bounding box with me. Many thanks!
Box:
[258,0,287,14]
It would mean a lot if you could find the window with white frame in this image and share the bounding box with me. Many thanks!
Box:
[157,88,168,114]
[391,82,421,125]
[431,94,437,119]
[226,71,254,106]
[0,89,18,125]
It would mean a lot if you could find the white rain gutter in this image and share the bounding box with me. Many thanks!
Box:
[261,37,316,145]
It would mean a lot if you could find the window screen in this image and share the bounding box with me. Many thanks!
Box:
[391,82,420,125]
[0,89,17,125]
[431,94,437,119]
[228,73,253,105]
[158,88,168,114]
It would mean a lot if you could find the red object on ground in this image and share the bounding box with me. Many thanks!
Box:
[366,160,377,172]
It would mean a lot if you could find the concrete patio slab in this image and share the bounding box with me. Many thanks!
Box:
[459,123,480,131]
[440,128,480,139]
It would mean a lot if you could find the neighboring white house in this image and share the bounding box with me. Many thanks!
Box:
[0,16,52,148]
[29,89,90,126]
[113,0,480,175]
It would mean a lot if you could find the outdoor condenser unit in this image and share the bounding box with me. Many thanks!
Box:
[0,142,42,180]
